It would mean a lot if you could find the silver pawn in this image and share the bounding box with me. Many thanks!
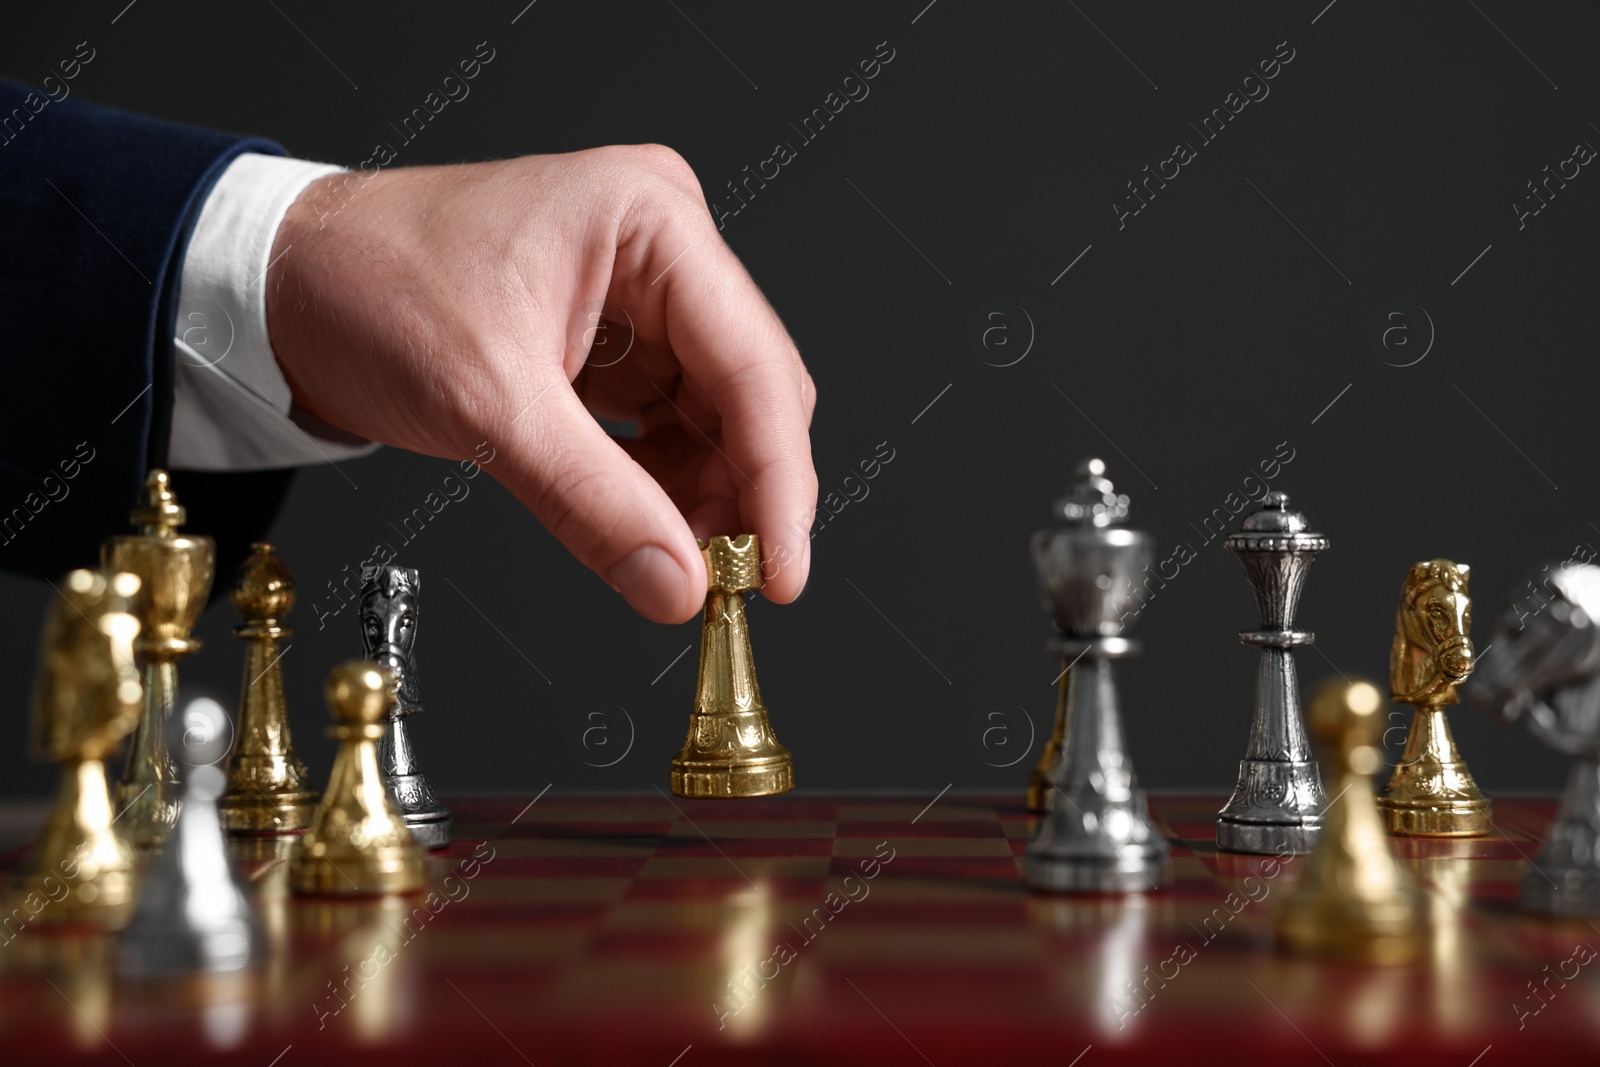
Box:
[360,565,452,849]
[1470,562,1600,914]
[118,697,261,974]
[1024,459,1169,893]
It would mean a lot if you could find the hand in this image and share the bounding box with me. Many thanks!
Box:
[265,145,818,624]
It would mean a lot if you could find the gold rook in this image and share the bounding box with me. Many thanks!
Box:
[671,535,794,798]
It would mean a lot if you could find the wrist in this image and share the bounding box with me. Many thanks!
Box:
[262,164,460,455]
[264,170,356,408]
[170,153,369,470]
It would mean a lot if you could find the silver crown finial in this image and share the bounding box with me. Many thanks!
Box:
[1054,458,1129,527]
[1240,491,1313,534]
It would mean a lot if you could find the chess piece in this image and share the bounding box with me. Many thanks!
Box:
[1023,459,1168,892]
[119,696,262,974]
[1469,562,1600,913]
[1377,560,1489,836]
[1277,678,1424,963]
[359,565,451,848]
[672,534,794,798]
[1216,492,1328,854]
[290,662,428,895]
[1027,458,1138,812]
[10,569,143,928]
[102,470,215,850]
[219,543,319,832]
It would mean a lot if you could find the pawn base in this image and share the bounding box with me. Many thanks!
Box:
[218,791,320,834]
[1024,782,1169,894]
[1276,924,1423,965]
[1216,818,1322,855]
[9,869,136,929]
[1217,758,1326,855]
[117,895,259,976]
[1278,882,1425,965]
[1023,847,1169,894]
[402,810,454,850]
[1376,797,1491,837]
[672,756,793,799]
[386,772,453,849]
[289,844,427,896]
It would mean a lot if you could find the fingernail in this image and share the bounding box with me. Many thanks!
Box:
[609,545,692,622]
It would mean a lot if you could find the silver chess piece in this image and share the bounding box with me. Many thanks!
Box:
[1023,459,1169,893]
[1470,562,1600,914]
[360,565,452,849]
[118,696,262,974]
[1216,492,1328,854]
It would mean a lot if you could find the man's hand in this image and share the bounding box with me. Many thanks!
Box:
[265,146,818,624]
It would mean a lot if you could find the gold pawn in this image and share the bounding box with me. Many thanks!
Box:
[1377,559,1490,836]
[671,535,794,798]
[102,469,215,850]
[1277,678,1424,964]
[10,569,144,928]
[218,543,320,832]
[290,662,428,895]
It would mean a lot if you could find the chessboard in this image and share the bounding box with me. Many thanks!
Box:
[1,793,1596,1064]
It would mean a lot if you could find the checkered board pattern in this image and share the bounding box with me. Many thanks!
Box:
[2,794,1598,1064]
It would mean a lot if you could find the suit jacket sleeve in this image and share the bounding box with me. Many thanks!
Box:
[0,78,296,583]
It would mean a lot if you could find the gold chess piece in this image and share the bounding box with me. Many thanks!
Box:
[10,570,145,928]
[219,543,320,832]
[1026,678,1069,813]
[290,661,428,895]
[1278,678,1425,964]
[1377,560,1489,836]
[671,535,794,798]
[102,469,215,850]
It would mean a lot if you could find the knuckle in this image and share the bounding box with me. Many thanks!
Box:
[628,143,699,186]
[729,356,805,420]
[617,143,708,214]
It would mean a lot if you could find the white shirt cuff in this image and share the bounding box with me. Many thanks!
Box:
[168,153,380,471]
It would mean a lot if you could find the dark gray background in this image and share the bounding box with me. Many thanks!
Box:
[2,1,1595,801]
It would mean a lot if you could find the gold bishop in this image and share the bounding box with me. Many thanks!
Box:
[218,543,320,831]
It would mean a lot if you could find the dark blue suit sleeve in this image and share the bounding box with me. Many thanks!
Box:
[0,78,290,581]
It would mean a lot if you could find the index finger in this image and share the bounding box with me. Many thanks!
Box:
[615,218,818,603]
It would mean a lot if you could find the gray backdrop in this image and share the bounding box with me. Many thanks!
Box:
[2,1,1595,801]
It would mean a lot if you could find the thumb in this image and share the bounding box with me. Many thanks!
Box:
[494,380,706,623]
